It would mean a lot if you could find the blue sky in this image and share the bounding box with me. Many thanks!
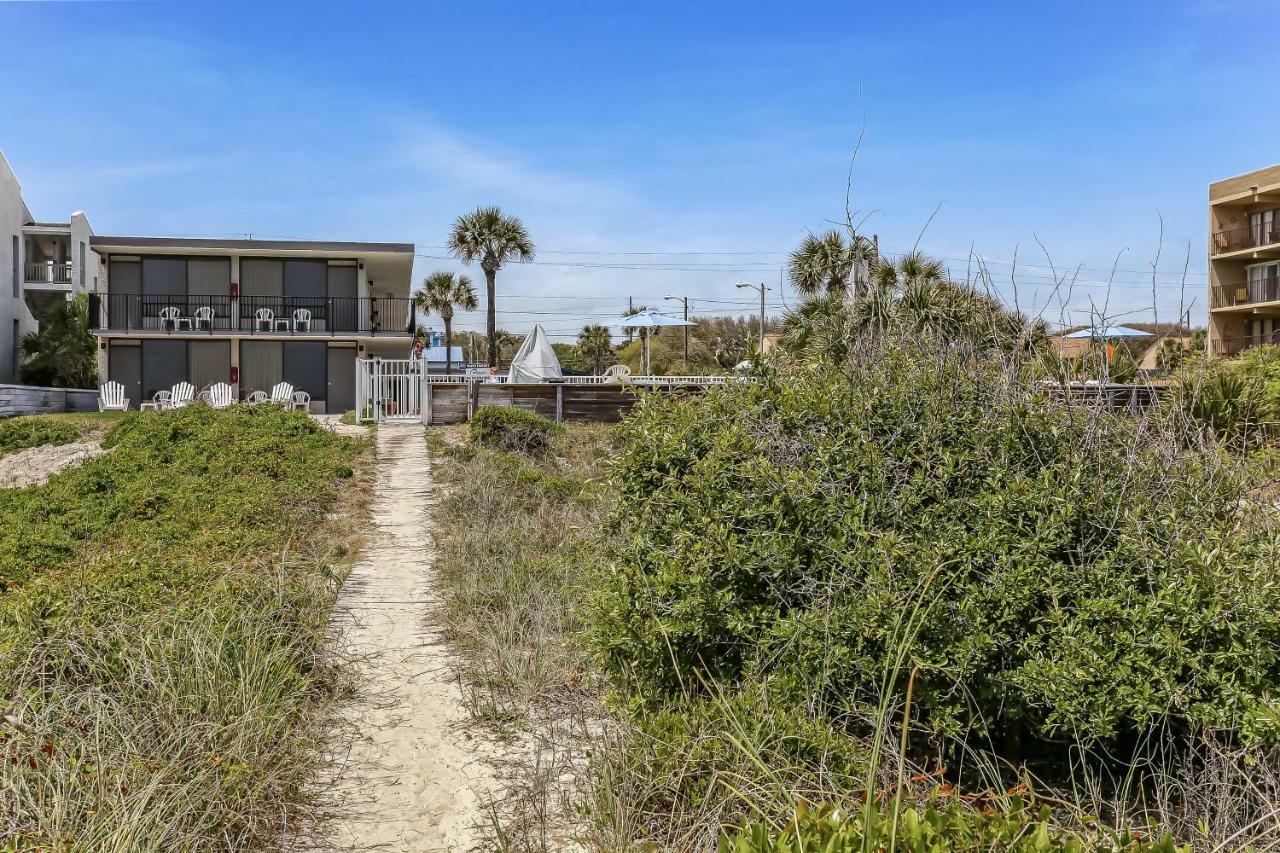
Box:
[2,0,1276,338]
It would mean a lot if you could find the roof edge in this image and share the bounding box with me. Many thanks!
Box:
[90,235,415,253]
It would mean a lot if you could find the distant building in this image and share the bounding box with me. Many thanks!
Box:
[0,151,99,383]
[89,235,415,412]
[1208,164,1280,357]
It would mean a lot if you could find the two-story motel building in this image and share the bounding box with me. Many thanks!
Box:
[88,236,415,413]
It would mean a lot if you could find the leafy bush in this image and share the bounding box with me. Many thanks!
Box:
[588,338,1280,757]
[721,799,1185,852]
[0,416,83,456]
[470,404,561,453]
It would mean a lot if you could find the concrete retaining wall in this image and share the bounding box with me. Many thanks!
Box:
[0,384,98,418]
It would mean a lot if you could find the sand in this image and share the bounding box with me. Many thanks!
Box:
[0,440,107,489]
[317,424,498,851]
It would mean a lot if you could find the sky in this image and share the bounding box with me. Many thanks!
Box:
[2,0,1277,340]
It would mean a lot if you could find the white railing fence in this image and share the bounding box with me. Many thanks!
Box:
[356,358,422,423]
[420,373,735,386]
[24,262,72,284]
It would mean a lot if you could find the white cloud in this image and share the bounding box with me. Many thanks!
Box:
[393,122,633,208]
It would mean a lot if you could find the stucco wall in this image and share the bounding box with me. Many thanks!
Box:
[0,154,31,384]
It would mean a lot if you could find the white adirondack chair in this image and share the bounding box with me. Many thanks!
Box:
[193,305,216,331]
[208,382,235,409]
[291,390,311,412]
[270,382,295,405]
[255,308,274,332]
[98,381,129,412]
[292,308,311,332]
[169,381,195,409]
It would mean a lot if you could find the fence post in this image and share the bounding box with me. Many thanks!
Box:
[555,384,563,423]
[423,379,433,426]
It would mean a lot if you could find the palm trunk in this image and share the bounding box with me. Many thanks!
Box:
[484,265,498,368]
[444,316,453,375]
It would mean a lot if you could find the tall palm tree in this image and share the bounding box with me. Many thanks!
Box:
[788,230,876,298]
[447,206,535,367]
[576,324,613,375]
[413,271,478,375]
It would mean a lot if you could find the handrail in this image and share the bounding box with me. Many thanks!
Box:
[420,372,737,385]
[24,261,72,284]
[1212,333,1280,357]
[1211,276,1280,308]
[1212,223,1280,254]
[88,293,414,335]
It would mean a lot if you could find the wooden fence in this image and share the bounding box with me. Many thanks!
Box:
[421,381,709,425]
[0,384,99,418]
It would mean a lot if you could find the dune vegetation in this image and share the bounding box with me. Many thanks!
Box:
[0,406,367,850]
[429,264,1280,851]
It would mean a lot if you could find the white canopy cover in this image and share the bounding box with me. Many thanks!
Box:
[507,323,564,383]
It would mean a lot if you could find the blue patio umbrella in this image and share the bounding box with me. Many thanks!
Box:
[1062,325,1155,339]
[618,310,695,373]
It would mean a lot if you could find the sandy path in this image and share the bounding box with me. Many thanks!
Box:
[0,441,107,489]
[319,425,498,851]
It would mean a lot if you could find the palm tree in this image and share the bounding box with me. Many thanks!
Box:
[447,206,535,367]
[788,230,876,298]
[19,293,96,388]
[413,271,478,375]
[577,324,613,375]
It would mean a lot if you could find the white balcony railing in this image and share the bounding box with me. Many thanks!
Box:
[25,262,72,285]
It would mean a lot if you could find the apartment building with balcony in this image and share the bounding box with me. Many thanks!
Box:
[90,235,416,412]
[1208,164,1280,356]
[0,151,99,383]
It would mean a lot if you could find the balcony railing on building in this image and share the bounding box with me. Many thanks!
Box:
[1212,222,1280,255]
[89,293,414,336]
[1213,331,1280,358]
[24,261,72,284]
[1211,275,1280,308]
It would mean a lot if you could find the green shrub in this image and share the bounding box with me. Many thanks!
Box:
[470,404,561,453]
[721,799,1184,852]
[0,415,83,455]
[1167,357,1274,446]
[588,339,1280,756]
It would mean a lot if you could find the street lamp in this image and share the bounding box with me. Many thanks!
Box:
[735,282,768,354]
[664,294,690,370]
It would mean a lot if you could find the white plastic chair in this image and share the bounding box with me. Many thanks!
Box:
[98,381,129,412]
[292,308,311,332]
[255,308,274,332]
[602,364,632,384]
[270,382,295,405]
[168,381,195,409]
[193,306,215,331]
[245,390,269,404]
[291,390,311,412]
[145,389,172,412]
[158,305,187,331]
[208,382,234,409]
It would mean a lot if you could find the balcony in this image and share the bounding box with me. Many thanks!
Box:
[1213,332,1280,357]
[1212,223,1280,255]
[24,261,72,286]
[89,294,414,337]
[1211,275,1280,309]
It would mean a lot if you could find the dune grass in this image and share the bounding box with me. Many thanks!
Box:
[0,407,369,850]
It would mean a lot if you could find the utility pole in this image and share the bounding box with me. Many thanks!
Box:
[627,295,634,343]
[735,282,769,354]
[664,294,690,370]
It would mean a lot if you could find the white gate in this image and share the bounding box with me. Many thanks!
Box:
[356,358,421,423]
